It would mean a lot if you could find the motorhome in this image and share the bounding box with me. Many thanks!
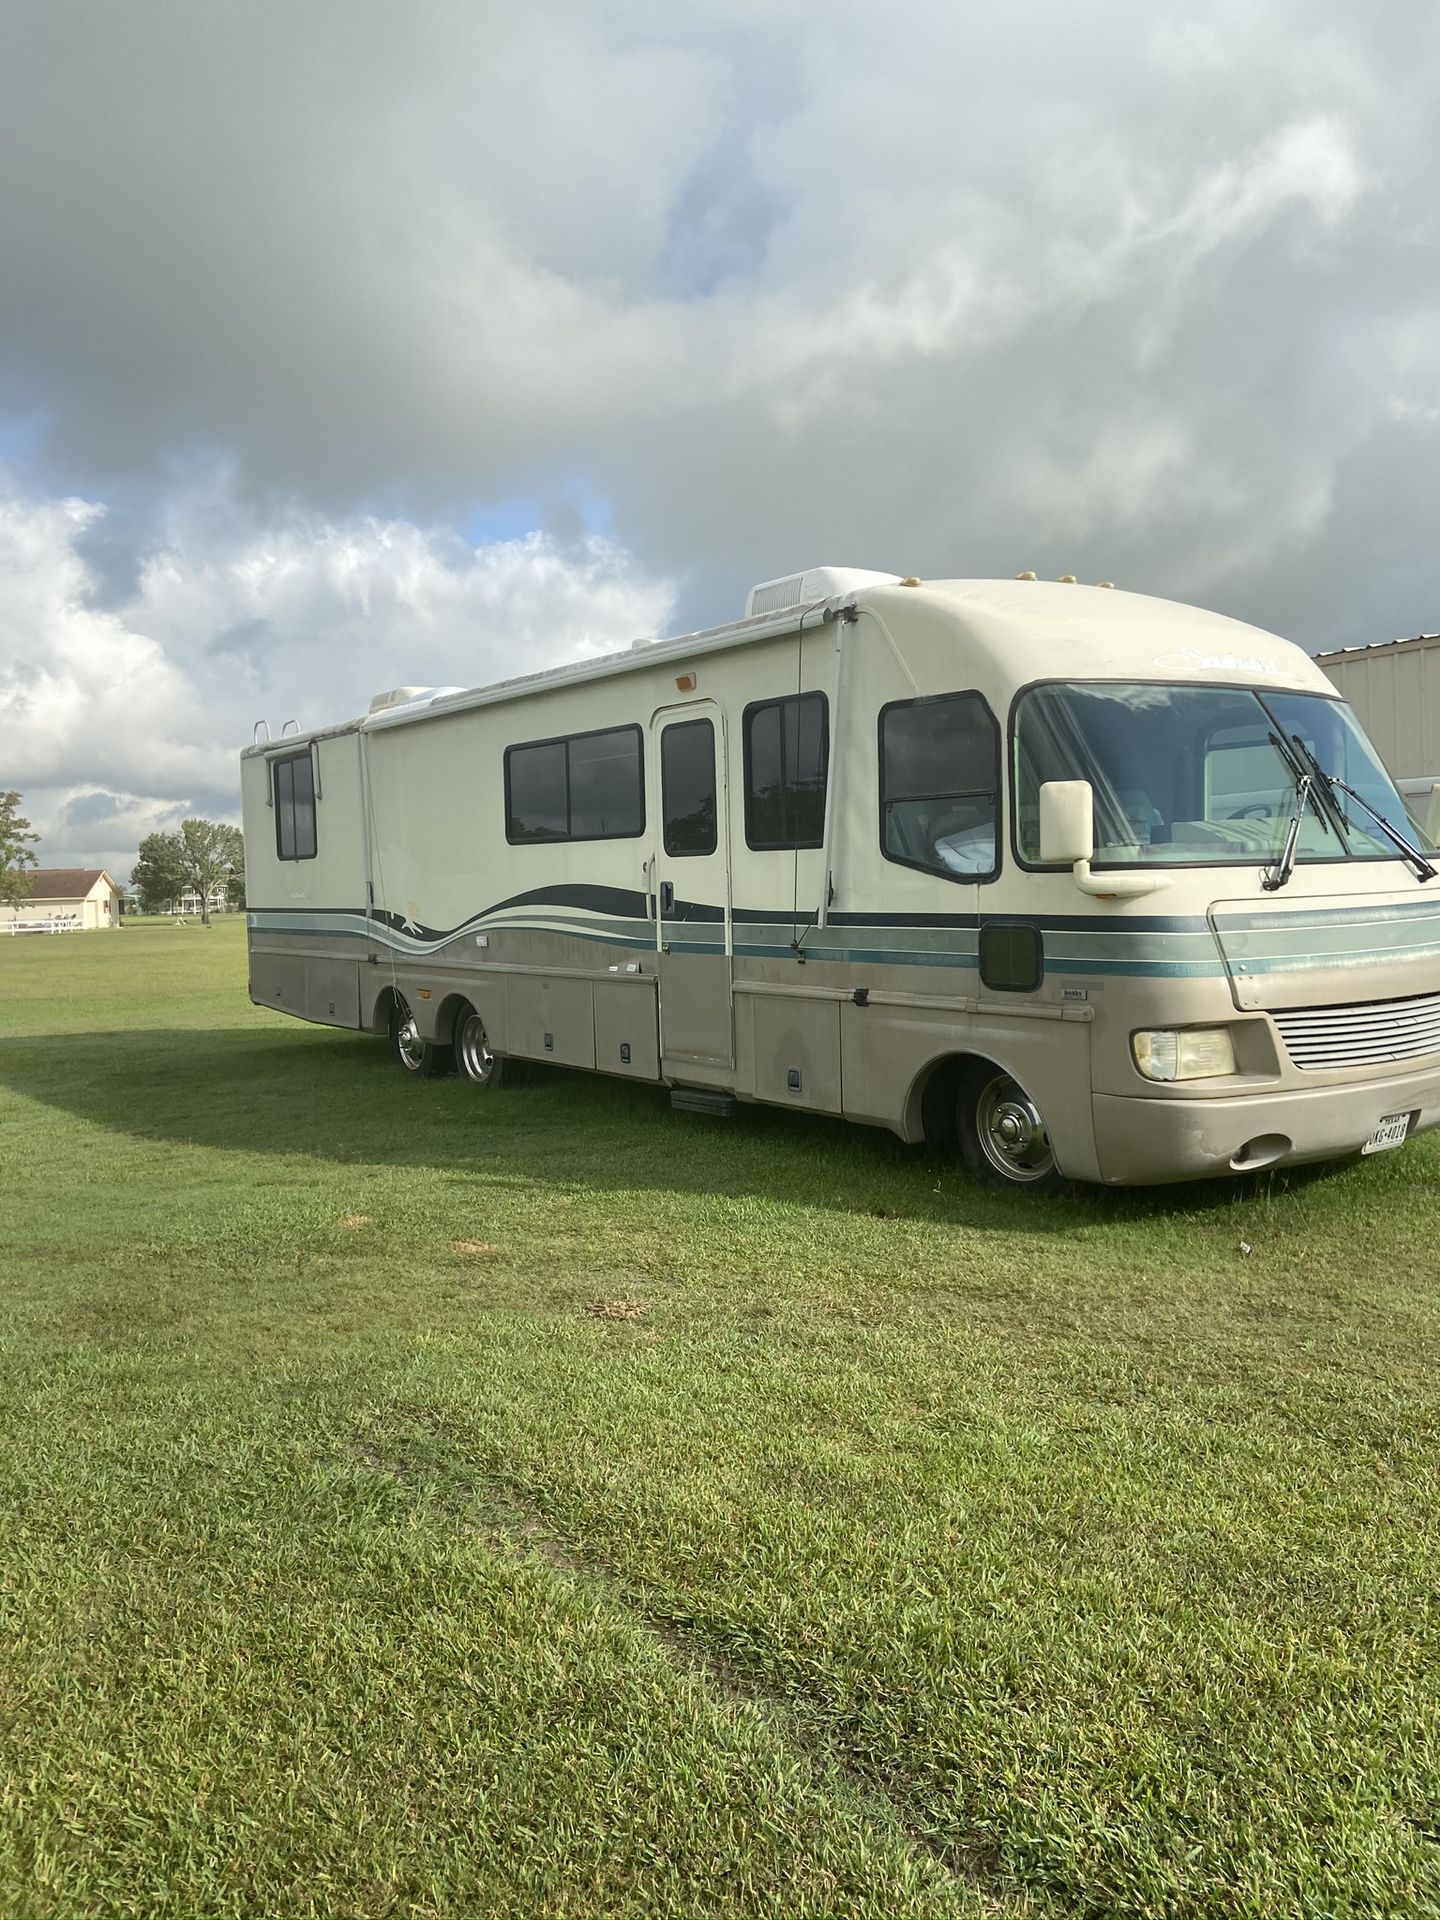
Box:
[240,570,1440,1188]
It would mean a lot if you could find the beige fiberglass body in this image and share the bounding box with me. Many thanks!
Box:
[239,571,1440,1189]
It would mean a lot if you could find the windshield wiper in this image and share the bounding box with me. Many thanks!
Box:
[1266,730,1333,837]
[1288,733,1436,883]
[1262,771,1313,892]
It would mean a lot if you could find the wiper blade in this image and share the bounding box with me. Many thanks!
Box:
[1289,734,1436,882]
[1267,731,1331,837]
[1262,773,1311,892]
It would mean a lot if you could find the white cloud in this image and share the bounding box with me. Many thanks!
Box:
[0,473,674,875]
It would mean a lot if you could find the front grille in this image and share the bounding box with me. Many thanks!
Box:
[1274,992,1440,1071]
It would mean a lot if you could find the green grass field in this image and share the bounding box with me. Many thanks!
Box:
[2,921,1439,1918]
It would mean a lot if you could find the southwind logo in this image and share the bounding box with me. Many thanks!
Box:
[1152,646,1285,678]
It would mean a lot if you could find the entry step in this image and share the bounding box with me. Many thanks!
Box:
[670,1087,736,1119]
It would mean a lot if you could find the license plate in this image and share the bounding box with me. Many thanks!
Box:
[1362,1112,1412,1155]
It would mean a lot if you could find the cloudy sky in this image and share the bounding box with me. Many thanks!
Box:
[2,0,1438,879]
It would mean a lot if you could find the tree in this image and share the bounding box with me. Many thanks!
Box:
[130,831,186,916]
[224,829,246,911]
[129,819,244,924]
[177,819,244,927]
[0,791,40,911]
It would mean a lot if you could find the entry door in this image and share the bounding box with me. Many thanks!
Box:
[650,701,734,1068]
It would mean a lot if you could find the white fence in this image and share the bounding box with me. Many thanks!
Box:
[5,914,83,936]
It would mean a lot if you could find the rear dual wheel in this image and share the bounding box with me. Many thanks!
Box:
[454,1007,504,1088]
[388,996,506,1088]
[387,995,448,1078]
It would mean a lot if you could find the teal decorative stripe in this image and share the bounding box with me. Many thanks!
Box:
[248,899,1440,981]
[1214,899,1440,933]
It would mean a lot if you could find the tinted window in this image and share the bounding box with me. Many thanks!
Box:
[662,719,717,856]
[505,741,568,841]
[570,728,643,838]
[274,750,317,860]
[743,693,828,850]
[505,727,643,843]
[879,693,998,879]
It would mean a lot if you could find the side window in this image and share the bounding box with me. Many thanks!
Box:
[274,749,317,861]
[505,726,643,843]
[743,693,828,851]
[879,693,999,881]
[569,728,643,838]
[662,719,717,856]
[505,740,568,841]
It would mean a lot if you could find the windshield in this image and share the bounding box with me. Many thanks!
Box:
[1013,682,1430,868]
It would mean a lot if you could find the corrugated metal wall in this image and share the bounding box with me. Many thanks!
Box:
[1318,638,1440,784]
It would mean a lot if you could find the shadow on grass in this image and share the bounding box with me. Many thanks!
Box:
[0,1022,1362,1230]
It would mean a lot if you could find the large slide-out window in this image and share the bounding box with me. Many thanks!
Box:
[743,693,828,850]
[274,750,317,860]
[662,719,718,856]
[879,692,1000,880]
[505,725,644,843]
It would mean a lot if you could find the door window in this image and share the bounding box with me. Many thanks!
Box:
[661,719,717,856]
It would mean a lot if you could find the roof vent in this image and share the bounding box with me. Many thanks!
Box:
[370,686,433,713]
[367,685,464,716]
[744,567,901,620]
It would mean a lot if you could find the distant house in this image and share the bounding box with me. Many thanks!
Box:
[167,884,231,917]
[0,868,120,932]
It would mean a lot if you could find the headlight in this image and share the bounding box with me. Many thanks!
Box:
[1132,1027,1237,1082]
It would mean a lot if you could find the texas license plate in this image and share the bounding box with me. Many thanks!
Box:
[1362,1112,1412,1155]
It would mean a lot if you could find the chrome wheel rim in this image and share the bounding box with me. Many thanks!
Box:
[458,1013,495,1084]
[975,1073,1055,1183]
[395,1003,425,1072]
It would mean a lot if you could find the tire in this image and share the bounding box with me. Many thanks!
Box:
[957,1062,1067,1194]
[388,996,448,1077]
[453,1005,505,1088]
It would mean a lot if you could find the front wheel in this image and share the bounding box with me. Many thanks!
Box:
[388,996,448,1077]
[453,1007,505,1088]
[957,1063,1066,1193]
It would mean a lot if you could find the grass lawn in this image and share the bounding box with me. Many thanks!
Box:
[2,920,1439,1918]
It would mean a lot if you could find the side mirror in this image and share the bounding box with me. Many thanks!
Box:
[1038,777,1167,899]
[1039,781,1094,864]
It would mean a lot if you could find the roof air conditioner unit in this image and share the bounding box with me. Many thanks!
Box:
[743,567,901,620]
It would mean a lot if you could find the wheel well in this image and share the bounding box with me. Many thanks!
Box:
[433,994,474,1046]
[908,1051,1000,1148]
[370,984,405,1034]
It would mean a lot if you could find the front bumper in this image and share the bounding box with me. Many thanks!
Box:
[1091,1060,1440,1185]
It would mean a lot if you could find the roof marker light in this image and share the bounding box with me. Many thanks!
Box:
[900,576,922,587]
[1015,570,1037,581]
[1058,574,1077,584]
[1096,580,1115,589]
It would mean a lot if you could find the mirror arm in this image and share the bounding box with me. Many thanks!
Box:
[1069,858,1168,900]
